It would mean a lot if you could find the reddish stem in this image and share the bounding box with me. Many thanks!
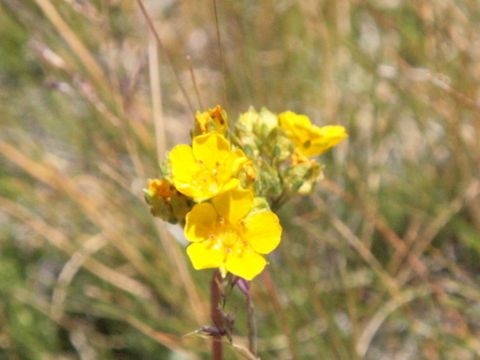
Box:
[211,270,223,360]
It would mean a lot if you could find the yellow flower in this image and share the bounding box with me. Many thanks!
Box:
[194,105,228,135]
[184,188,282,280]
[278,111,347,157]
[169,133,248,202]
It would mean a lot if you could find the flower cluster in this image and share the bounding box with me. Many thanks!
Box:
[145,105,347,280]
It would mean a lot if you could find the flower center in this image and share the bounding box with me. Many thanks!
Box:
[191,161,226,195]
[208,218,247,257]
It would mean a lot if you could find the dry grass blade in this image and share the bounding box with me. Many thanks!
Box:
[261,270,298,359]
[356,288,430,357]
[186,55,204,110]
[33,0,111,94]
[313,195,400,297]
[143,9,207,325]
[154,223,208,324]
[0,140,153,279]
[135,0,194,114]
[211,0,228,107]
[231,342,261,360]
[0,197,152,299]
[317,182,430,279]
[148,35,167,163]
[124,314,199,360]
[397,181,480,284]
[51,234,108,321]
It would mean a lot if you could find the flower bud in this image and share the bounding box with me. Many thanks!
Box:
[236,107,279,152]
[283,159,324,195]
[193,105,228,136]
[236,160,257,188]
[254,162,282,199]
[144,179,191,224]
[266,128,294,162]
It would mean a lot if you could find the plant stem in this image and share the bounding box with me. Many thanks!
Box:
[245,288,257,356]
[235,277,257,357]
[211,270,223,360]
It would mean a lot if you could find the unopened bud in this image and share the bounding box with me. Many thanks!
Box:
[144,179,191,224]
[193,105,228,136]
[284,160,324,195]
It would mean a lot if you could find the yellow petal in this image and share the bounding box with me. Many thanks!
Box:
[224,148,248,174]
[278,112,312,148]
[279,111,312,134]
[225,247,267,280]
[184,203,218,242]
[225,178,241,190]
[310,125,348,153]
[197,179,241,203]
[279,111,348,157]
[279,111,312,128]
[192,133,231,168]
[212,188,254,224]
[186,241,224,270]
[174,184,198,200]
[169,144,200,184]
[214,150,248,190]
[244,211,282,254]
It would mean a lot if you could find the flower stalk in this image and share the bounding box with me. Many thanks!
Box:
[211,270,223,360]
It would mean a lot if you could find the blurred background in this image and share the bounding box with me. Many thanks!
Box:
[2,0,480,359]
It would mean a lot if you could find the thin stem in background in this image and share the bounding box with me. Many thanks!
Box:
[212,0,228,108]
[136,0,195,115]
[139,0,208,325]
[245,286,257,356]
[33,0,110,94]
[148,34,166,164]
[262,270,298,359]
[235,277,257,356]
[187,55,204,109]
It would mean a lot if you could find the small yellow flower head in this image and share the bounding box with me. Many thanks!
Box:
[144,179,191,223]
[184,188,282,280]
[169,133,248,202]
[194,105,228,135]
[278,111,347,158]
